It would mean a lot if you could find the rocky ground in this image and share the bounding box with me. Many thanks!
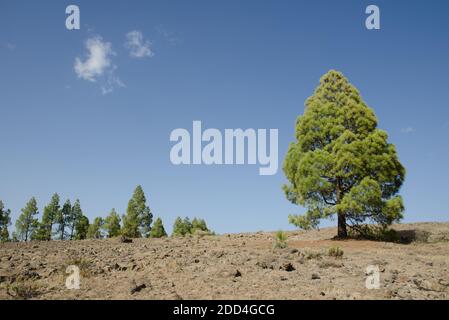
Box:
[1,222,448,300]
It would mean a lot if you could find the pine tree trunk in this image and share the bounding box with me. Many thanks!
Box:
[337,212,347,238]
[336,179,348,238]
[48,222,53,241]
[60,223,65,240]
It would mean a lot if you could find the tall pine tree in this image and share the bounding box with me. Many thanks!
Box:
[283,70,405,238]
[87,217,104,239]
[56,199,71,240]
[0,200,11,242]
[75,215,89,240]
[35,193,60,241]
[122,185,153,238]
[68,199,83,240]
[15,197,39,241]
[103,208,121,238]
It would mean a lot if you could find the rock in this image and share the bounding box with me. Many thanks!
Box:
[21,270,41,280]
[218,267,242,278]
[213,250,225,259]
[45,268,58,277]
[130,280,147,294]
[413,279,447,292]
[280,262,295,272]
[118,236,133,243]
[256,254,276,270]
[113,263,127,271]
[311,273,320,280]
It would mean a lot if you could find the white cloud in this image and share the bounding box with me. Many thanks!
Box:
[74,37,114,81]
[125,30,153,58]
[400,127,415,134]
[100,67,125,95]
[74,36,124,94]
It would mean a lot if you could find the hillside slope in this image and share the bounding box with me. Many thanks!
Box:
[1,222,448,300]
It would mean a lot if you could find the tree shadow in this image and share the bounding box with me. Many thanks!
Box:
[394,229,430,244]
[332,228,431,244]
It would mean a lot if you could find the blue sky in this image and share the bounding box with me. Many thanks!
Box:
[1,0,448,234]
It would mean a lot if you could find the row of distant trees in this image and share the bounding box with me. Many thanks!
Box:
[0,185,211,242]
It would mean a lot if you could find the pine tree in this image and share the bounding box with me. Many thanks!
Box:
[122,185,153,238]
[15,197,39,241]
[283,70,405,238]
[56,199,71,240]
[103,208,121,238]
[183,217,192,234]
[87,217,104,239]
[172,216,191,236]
[34,193,60,241]
[68,199,83,240]
[172,217,184,236]
[191,218,210,234]
[0,200,12,242]
[74,215,89,240]
[149,217,167,238]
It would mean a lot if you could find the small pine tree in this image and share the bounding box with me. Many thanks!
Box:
[68,199,83,240]
[183,217,193,234]
[121,211,140,238]
[149,217,167,238]
[0,200,12,242]
[34,193,60,241]
[103,208,122,238]
[172,217,186,236]
[172,216,212,236]
[122,185,153,238]
[87,217,104,239]
[191,218,210,234]
[15,197,39,241]
[75,215,89,240]
[55,199,71,240]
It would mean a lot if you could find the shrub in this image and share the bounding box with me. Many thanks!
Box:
[327,246,344,258]
[303,250,322,260]
[274,231,288,249]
